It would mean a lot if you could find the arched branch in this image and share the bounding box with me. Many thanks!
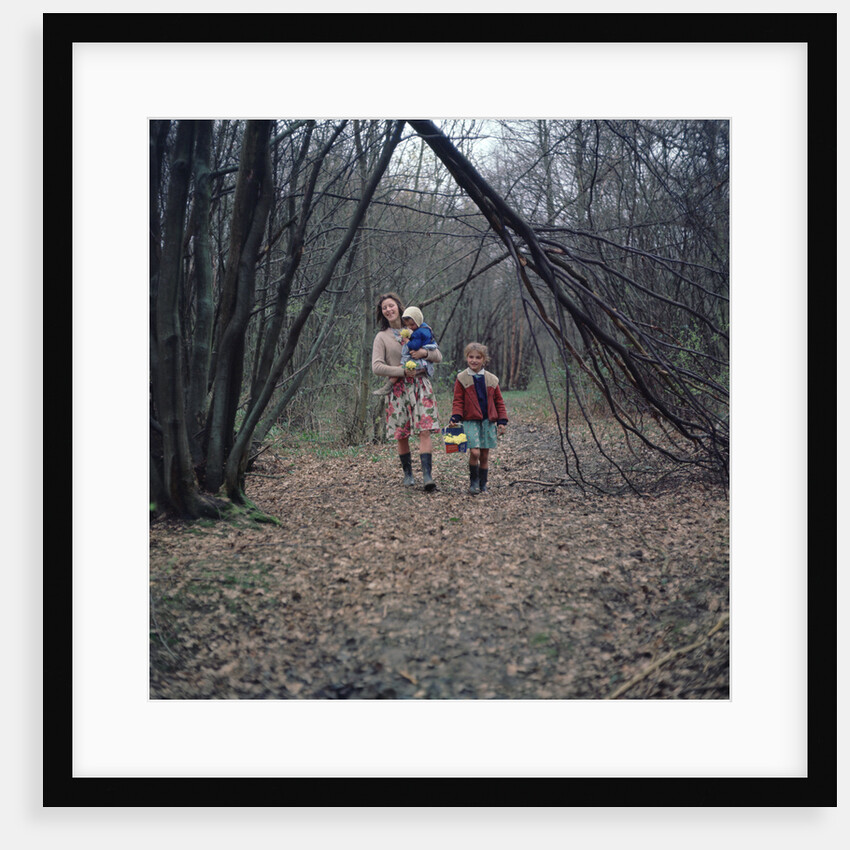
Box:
[407,120,728,488]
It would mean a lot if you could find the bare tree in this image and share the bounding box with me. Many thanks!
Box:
[150,120,220,517]
[149,119,404,516]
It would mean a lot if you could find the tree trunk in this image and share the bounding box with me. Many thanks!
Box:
[348,120,376,444]
[249,121,322,403]
[204,120,275,493]
[185,120,215,464]
[152,120,218,517]
[223,121,405,499]
[149,120,170,406]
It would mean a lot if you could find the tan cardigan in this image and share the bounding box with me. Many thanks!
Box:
[371,328,442,378]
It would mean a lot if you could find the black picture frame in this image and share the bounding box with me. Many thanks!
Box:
[45,11,836,807]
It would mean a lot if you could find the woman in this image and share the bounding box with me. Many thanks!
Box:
[371,292,442,491]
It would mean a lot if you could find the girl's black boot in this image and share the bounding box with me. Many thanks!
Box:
[479,467,489,493]
[468,464,481,495]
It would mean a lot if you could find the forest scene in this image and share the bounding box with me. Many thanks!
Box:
[149,118,730,700]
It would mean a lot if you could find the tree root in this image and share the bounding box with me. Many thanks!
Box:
[606,613,729,699]
[228,496,281,525]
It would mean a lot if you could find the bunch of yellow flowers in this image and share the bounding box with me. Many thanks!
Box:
[443,432,468,445]
[404,360,417,371]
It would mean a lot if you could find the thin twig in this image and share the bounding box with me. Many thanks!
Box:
[508,478,568,487]
[606,613,729,700]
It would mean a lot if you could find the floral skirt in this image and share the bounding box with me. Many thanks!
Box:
[385,374,442,441]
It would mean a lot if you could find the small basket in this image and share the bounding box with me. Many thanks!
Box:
[442,426,467,453]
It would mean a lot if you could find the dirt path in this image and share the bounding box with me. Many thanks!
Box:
[150,420,729,700]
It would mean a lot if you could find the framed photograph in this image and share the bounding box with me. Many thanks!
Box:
[47,11,835,807]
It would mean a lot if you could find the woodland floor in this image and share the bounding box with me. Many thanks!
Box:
[150,411,729,700]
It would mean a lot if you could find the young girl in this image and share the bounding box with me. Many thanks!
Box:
[450,342,508,495]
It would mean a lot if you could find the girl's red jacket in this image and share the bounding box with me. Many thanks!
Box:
[451,369,509,423]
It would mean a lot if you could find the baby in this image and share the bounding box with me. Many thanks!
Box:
[399,306,438,376]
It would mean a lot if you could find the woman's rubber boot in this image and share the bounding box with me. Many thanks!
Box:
[399,452,415,486]
[468,464,481,495]
[421,452,436,491]
[479,467,489,493]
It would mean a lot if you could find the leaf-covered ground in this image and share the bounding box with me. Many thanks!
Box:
[150,415,729,700]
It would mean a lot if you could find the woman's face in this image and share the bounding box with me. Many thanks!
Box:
[381,298,401,324]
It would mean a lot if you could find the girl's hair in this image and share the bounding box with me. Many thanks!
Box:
[375,292,405,329]
[464,341,490,364]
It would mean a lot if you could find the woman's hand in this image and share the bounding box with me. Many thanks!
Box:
[409,348,427,359]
